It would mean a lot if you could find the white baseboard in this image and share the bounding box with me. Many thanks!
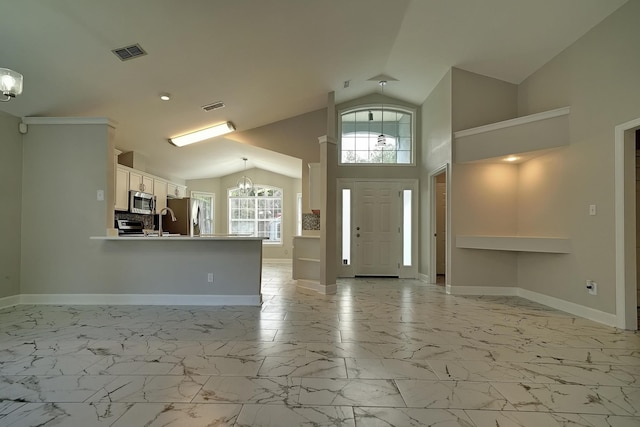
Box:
[517,288,618,327]
[263,258,292,264]
[18,294,262,306]
[446,285,617,327]
[296,279,337,295]
[418,273,430,283]
[446,285,518,296]
[0,294,21,310]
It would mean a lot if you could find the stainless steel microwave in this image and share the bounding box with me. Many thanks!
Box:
[129,190,156,214]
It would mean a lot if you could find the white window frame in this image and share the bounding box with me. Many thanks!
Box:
[190,191,215,236]
[338,104,415,166]
[228,184,283,245]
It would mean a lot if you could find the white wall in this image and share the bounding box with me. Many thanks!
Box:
[0,112,22,299]
[516,0,640,314]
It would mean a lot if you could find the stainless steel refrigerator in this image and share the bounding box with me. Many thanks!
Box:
[163,198,202,236]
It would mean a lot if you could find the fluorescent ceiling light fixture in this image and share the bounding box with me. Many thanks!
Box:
[169,121,235,147]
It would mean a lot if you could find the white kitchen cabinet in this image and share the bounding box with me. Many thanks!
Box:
[115,167,129,211]
[168,183,187,199]
[154,179,168,214]
[129,171,153,193]
[167,183,178,198]
[115,164,184,213]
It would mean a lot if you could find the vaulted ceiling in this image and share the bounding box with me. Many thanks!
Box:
[0,0,627,180]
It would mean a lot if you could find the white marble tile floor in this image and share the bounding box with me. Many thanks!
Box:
[0,260,638,426]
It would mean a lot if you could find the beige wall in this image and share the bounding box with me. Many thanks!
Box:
[0,113,22,299]
[517,149,570,237]
[448,69,519,287]
[450,163,519,286]
[188,169,302,260]
[419,71,452,278]
[516,0,640,313]
[21,123,110,294]
[232,108,325,214]
[451,68,518,133]
[18,122,263,297]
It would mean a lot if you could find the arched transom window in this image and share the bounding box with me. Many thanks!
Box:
[340,107,413,164]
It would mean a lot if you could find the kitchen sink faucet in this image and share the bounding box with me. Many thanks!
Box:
[157,207,177,236]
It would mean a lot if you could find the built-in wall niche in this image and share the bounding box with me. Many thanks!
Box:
[454,106,570,164]
[453,107,572,253]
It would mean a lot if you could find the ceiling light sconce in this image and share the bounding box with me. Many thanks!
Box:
[168,121,235,147]
[159,93,171,101]
[376,80,387,147]
[504,155,519,162]
[237,157,254,195]
[0,68,23,102]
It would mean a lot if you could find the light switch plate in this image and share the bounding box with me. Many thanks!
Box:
[589,204,596,216]
[97,190,104,201]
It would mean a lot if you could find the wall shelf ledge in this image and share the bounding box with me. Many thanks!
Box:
[456,235,571,253]
[454,106,571,163]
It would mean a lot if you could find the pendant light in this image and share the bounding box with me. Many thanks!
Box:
[376,80,387,147]
[237,157,254,195]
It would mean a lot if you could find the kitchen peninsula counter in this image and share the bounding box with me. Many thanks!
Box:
[83,235,265,306]
[91,235,264,241]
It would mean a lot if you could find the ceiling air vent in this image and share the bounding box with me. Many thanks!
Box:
[202,101,225,112]
[112,43,147,61]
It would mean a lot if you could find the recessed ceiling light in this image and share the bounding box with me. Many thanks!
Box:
[504,155,519,162]
[160,93,171,101]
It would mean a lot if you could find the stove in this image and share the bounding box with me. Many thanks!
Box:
[115,219,145,236]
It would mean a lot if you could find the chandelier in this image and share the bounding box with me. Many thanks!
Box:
[237,157,254,195]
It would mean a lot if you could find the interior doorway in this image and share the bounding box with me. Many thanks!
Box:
[435,172,447,285]
[636,129,640,324]
[433,169,448,285]
[614,118,640,330]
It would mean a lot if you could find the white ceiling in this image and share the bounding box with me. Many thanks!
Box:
[0,0,627,180]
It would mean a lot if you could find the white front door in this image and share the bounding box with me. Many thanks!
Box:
[354,181,400,276]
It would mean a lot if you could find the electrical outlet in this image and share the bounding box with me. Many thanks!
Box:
[207,273,214,283]
[586,280,597,295]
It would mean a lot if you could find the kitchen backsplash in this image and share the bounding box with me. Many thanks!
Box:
[115,212,155,229]
[302,212,320,231]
